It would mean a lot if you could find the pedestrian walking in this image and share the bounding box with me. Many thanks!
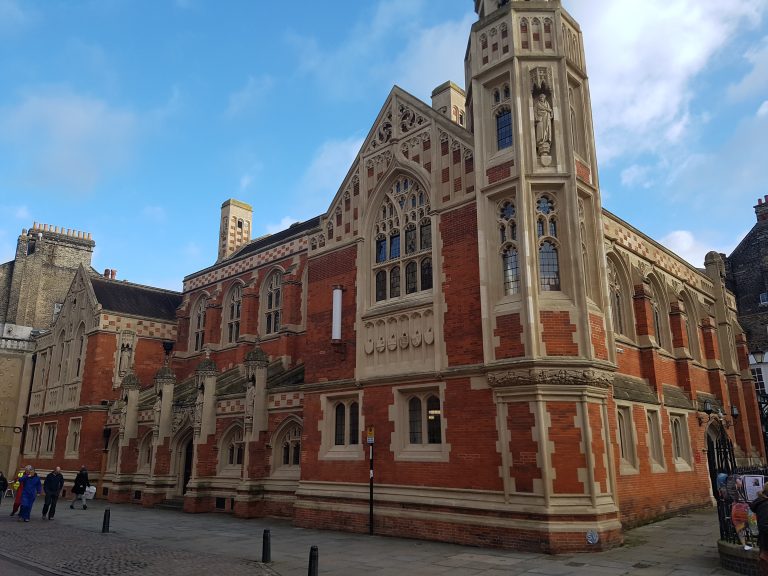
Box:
[41,467,64,520]
[18,467,42,522]
[70,466,90,510]
[0,472,7,507]
[10,467,30,516]
[751,486,768,575]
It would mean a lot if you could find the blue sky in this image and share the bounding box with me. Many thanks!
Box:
[1,0,767,291]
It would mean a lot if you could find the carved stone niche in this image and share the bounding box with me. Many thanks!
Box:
[113,330,136,387]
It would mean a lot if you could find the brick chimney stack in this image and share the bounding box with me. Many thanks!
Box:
[755,195,768,222]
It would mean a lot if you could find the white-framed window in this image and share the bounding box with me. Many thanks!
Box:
[191,296,206,352]
[753,368,765,395]
[66,417,82,456]
[218,426,244,476]
[616,405,637,473]
[225,284,242,344]
[393,383,450,461]
[669,413,692,471]
[264,271,282,335]
[760,292,768,306]
[646,409,665,471]
[535,195,560,292]
[42,422,57,455]
[26,423,41,455]
[319,393,363,460]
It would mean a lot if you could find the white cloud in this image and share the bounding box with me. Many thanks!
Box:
[288,0,473,101]
[0,89,137,192]
[620,164,653,188]
[226,75,273,117]
[758,100,768,117]
[14,206,30,219]
[728,36,768,100]
[568,0,766,162]
[298,136,364,214]
[0,0,27,32]
[240,174,253,190]
[266,216,300,235]
[143,205,166,222]
[393,13,474,100]
[660,229,744,267]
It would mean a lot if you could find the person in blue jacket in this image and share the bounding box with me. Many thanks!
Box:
[18,467,42,522]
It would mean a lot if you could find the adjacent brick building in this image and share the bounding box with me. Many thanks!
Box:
[21,0,765,554]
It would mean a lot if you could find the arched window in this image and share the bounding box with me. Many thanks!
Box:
[498,199,520,296]
[536,195,560,291]
[496,108,513,150]
[74,323,86,378]
[372,176,433,303]
[138,433,153,473]
[679,294,700,361]
[333,400,359,446]
[192,297,206,352]
[225,284,242,344]
[648,280,669,350]
[264,272,282,335]
[408,393,443,445]
[219,426,244,475]
[607,258,631,337]
[55,329,66,383]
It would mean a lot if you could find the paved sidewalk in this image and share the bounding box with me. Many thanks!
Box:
[0,499,734,575]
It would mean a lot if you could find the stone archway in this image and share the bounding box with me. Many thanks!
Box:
[171,429,194,496]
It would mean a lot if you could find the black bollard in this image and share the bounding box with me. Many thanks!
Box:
[262,529,271,563]
[101,508,111,534]
[307,545,318,576]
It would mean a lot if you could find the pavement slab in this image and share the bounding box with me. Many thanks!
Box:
[0,500,743,575]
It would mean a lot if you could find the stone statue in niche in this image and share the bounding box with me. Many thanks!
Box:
[534,93,553,157]
[118,343,132,377]
[193,386,204,430]
[244,380,255,425]
[152,393,162,430]
[530,66,554,166]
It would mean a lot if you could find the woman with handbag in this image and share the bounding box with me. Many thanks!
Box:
[70,466,90,510]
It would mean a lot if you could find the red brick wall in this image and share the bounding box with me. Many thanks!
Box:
[486,160,514,184]
[548,402,586,494]
[80,332,117,405]
[495,313,525,359]
[589,313,609,361]
[507,402,540,493]
[305,245,357,383]
[441,204,484,366]
[540,311,578,356]
[588,403,608,493]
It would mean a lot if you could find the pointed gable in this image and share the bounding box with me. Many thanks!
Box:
[308,85,475,257]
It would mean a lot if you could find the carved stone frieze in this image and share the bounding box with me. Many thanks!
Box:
[366,107,393,153]
[363,308,435,368]
[488,368,613,389]
[398,103,427,135]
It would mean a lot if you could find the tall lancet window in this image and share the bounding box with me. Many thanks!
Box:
[536,195,560,291]
[265,271,282,335]
[491,82,513,151]
[192,297,206,352]
[498,198,520,295]
[372,176,433,303]
[226,284,242,344]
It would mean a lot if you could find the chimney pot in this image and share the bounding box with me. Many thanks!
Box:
[104,268,110,278]
[110,269,116,279]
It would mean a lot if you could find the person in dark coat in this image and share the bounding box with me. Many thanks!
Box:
[0,472,8,506]
[751,486,768,576]
[70,466,90,510]
[18,467,42,522]
[41,467,65,520]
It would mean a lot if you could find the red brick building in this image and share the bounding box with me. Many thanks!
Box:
[22,0,765,553]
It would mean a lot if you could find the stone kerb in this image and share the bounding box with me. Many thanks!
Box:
[718,541,759,575]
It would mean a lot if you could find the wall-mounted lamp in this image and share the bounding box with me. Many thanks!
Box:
[752,349,765,364]
[697,399,740,429]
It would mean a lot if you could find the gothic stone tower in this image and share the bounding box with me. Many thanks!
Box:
[466,0,621,547]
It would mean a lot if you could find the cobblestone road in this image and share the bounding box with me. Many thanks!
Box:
[0,514,277,576]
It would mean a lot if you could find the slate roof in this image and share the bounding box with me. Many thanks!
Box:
[662,384,694,410]
[91,277,182,321]
[613,375,659,405]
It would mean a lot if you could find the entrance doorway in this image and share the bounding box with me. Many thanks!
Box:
[181,438,193,495]
[706,423,735,498]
